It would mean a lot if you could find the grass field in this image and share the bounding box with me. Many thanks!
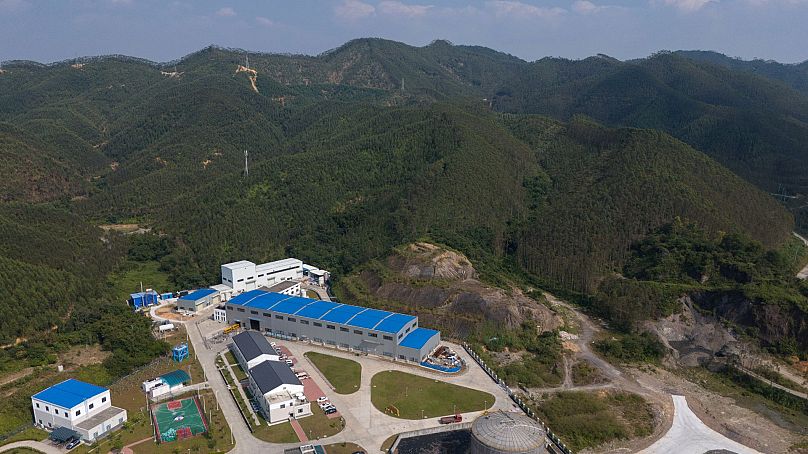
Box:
[0,427,48,446]
[324,442,365,454]
[304,352,361,394]
[108,260,172,302]
[252,419,299,443]
[532,391,655,451]
[298,405,345,440]
[370,371,494,419]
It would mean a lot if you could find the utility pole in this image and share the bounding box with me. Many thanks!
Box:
[244,150,249,177]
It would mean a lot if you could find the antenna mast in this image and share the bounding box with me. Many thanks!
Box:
[244,149,249,177]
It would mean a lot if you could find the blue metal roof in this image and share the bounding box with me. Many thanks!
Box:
[319,305,365,324]
[399,328,439,350]
[179,288,217,301]
[228,290,432,336]
[270,297,313,315]
[228,289,266,306]
[347,308,392,330]
[244,292,291,311]
[32,379,107,409]
[295,300,340,319]
[374,313,417,334]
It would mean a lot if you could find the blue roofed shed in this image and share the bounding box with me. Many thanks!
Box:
[398,328,440,351]
[32,379,107,409]
[176,288,219,312]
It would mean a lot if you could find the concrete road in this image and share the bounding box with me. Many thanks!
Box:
[0,440,62,454]
[184,314,515,453]
[638,395,762,454]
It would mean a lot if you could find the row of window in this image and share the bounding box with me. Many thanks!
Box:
[35,397,106,416]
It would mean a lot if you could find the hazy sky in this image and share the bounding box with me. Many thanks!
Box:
[1,0,806,63]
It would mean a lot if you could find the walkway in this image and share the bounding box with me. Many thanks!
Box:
[736,365,807,400]
[289,418,307,442]
[0,440,61,454]
[638,395,762,454]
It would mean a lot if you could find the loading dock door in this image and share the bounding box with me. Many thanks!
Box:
[249,319,260,331]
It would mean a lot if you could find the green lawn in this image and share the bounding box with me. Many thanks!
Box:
[108,260,172,302]
[0,427,48,446]
[370,371,494,419]
[298,405,345,441]
[324,442,365,454]
[252,419,299,443]
[304,352,361,394]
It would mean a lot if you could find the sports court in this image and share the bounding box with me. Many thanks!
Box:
[151,397,208,442]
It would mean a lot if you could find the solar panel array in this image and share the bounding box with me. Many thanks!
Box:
[228,290,417,334]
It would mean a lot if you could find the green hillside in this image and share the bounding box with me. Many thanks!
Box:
[0,40,805,363]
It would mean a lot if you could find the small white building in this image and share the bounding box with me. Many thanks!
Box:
[263,280,301,297]
[248,360,311,424]
[221,258,303,293]
[213,306,227,323]
[231,331,279,370]
[32,379,127,442]
[141,370,190,399]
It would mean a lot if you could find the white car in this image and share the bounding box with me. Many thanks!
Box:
[285,359,294,366]
[270,341,277,347]
[316,396,328,403]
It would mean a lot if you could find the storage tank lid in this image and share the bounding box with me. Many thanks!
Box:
[471,411,546,452]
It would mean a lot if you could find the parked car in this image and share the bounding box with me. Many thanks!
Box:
[285,359,294,366]
[325,408,338,415]
[66,438,81,450]
[316,396,328,403]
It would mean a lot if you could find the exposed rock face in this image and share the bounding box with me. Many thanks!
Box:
[691,291,808,353]
[350,242,562,338]
[648,297,739,367]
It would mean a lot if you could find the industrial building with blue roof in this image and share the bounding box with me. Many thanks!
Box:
[176,287,220,313]
[225,290,441,362]
[31,379,127,442]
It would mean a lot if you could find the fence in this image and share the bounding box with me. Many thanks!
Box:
[463,343,573,454]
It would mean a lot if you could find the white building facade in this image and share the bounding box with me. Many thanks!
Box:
[221,258,304,293]
[247,360,311,424]
[32,379,127,442]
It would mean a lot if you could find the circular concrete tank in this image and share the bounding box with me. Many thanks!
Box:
[470,411,547,454]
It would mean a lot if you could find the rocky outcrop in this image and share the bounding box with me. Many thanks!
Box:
[347,242,562,339]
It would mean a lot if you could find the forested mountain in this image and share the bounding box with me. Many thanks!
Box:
[0,39,806,360]
[673,50,808,95]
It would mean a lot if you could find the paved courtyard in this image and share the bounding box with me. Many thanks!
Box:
[184,311,513,453]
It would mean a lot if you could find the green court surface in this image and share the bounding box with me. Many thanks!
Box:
[152,397,208,442]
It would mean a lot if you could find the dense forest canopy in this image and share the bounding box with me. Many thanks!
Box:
[0,39,807,369]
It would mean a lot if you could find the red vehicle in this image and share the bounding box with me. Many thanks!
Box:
[439,414,462,424]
